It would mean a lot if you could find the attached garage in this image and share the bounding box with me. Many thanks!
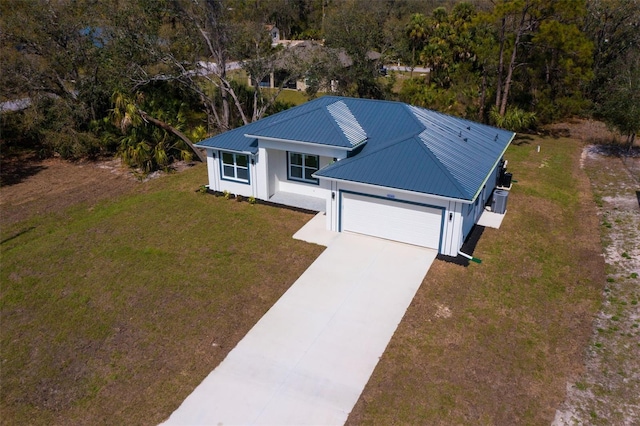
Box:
[340,192,443,250]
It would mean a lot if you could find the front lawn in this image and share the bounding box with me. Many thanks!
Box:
[347,135,605,424]
[0,164,324,425]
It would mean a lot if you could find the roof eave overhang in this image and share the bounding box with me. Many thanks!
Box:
[468,132,517,203]
[245,134,365,151]
[313,174,474,204]
[195,145,256,155]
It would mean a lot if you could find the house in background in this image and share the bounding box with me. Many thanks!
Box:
[249,40,341,92]
[266,25,280,44]
[249,35,382,93]
[195,96,515,257]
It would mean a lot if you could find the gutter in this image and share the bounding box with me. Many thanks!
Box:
[469,132,517,203]
[195,146,256,156]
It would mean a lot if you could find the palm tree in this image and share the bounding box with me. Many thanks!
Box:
[406,13,429,76]
[110,90,205,173]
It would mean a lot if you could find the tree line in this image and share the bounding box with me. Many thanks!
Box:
[1,0,638,172]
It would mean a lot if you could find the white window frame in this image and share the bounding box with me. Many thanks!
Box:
[220,151,250,184]
[288,152,319,184]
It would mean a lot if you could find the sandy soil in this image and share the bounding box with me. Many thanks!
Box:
[553,138,640,423]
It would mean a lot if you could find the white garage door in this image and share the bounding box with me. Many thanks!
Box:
[340,192,442,249]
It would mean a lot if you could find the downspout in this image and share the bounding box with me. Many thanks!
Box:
[458,250,482,264]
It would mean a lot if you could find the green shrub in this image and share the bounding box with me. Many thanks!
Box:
[490,106,537,132]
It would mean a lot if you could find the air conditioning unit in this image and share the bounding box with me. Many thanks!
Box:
[492,189,509,214]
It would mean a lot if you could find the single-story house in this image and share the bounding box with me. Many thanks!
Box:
[196,96,515,257]
[249,41,381,93]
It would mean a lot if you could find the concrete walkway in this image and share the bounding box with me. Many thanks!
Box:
[162,216,436,425]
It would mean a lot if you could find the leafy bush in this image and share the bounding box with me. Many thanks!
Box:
[399,76,479,119]
[489,106,537,132]
[1,95,112,159]
[110,84,200,173]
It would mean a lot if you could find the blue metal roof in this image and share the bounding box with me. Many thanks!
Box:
[196,96,515,201]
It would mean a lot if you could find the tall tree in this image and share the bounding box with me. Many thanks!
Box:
[0,0,116,157]
[477,0,592,118]
[406,13,429,74]
[324,0,388,98]
[125,0,324,131]
[596,48,640,151]
[584,0,640,100]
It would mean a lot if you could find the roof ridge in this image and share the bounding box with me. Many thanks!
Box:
[414,130,470,198]
[254,98,329,130]
[397,104,469,195]
[316,134,414,175]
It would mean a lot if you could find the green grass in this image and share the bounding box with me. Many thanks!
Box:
[1,135,609,425]
[273,89,312,105]
[347,135,605,425]
[0,164,324,425]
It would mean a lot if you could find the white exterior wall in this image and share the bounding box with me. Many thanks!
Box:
[262,148,332,199]
[206,149,219,191]
[213,140,344,203]
[462,159,502,240]
[255,139,347,201]
[326,180,466,256]
[256,147,269,199]
[207,149,257,198]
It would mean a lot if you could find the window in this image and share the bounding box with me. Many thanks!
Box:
[288,152,319,184]
[221,152,249,183]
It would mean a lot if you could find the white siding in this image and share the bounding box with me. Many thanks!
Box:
[206,149,218,191]
[211,150,256,198]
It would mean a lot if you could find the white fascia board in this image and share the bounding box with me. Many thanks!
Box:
[469,132,516,203]
[245,134,357,152]
[315,175,474,204]
[201,146,255,155]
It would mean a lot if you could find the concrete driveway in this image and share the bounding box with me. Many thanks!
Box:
[162,215,437,425]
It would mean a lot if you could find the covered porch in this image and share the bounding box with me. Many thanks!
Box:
[268,191,326,212]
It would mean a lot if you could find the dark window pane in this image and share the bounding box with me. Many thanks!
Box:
[223,165,235,177]
[236,155,248,167]
[290,165,303,179]
[222,152,234,165]
[237,168,248,180]
[290,153,302,165]
[305,155,319,169]
[305,168,317,181]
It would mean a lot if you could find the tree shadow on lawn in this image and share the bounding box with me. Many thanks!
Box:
[512,134,533,145]
[0,151,47,186]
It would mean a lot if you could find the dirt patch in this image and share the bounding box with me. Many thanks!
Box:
[545,119,619,144]
[553,146,640,425]
[0,155,196,227]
